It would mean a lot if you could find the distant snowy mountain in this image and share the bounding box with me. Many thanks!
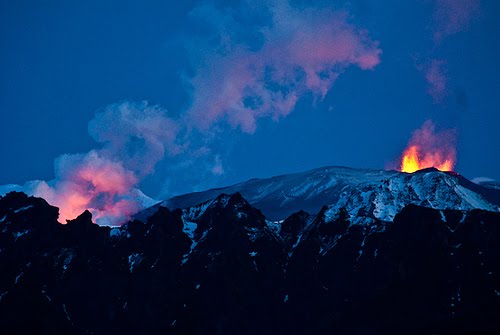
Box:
[473,178,500,190]
[142,166,500,221]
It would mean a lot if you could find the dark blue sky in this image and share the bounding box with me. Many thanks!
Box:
[1,0,499,200]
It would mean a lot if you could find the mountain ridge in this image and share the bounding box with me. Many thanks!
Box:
[137,166,499,222]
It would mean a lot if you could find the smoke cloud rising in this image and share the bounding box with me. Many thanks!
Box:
[1,1,381,225]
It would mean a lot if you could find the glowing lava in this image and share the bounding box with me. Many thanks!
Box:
[399,120,457,173]
[400,145,454,173]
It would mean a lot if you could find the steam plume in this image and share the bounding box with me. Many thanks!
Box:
[424,59,448,104]
[418,0,480,103]
[11,102,176,225]
[433,0,481,43]
[1,1,381,225]
[186,1,381,133]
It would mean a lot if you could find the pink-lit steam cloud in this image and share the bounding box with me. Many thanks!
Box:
[186,1,381,133]
[1,1,382,225]
[31,151,140,225]
[433,0,481,43]
[418,0,480,103]
[19,102,178,225]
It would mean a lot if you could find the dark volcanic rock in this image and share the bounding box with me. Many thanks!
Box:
[0,191,499,334]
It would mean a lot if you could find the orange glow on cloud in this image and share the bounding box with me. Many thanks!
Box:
[31,151,142,225]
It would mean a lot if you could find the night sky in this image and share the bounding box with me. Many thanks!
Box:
[0,0,499,223]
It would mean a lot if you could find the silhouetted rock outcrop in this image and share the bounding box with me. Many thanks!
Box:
[1,181,500,334]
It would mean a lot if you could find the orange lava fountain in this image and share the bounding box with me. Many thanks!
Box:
[399,120,457,173]
[400,145,455,173]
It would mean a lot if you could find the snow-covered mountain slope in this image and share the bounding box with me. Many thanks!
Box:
[324,168,500,225]
[147,167,397,221]
[144,166,499,221]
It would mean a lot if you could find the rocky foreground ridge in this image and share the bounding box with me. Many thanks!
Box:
[1,184,500,334]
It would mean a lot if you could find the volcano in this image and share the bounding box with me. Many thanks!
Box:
[1,166,500,334]
[140,166,500,221]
